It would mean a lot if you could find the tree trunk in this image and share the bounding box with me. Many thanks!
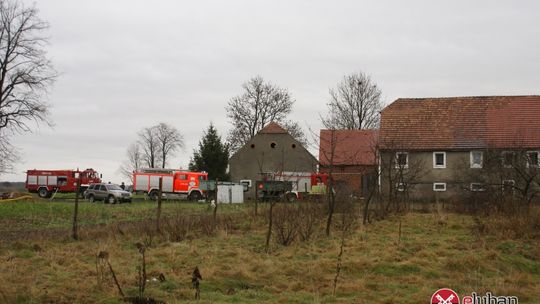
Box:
[265,202,275,253]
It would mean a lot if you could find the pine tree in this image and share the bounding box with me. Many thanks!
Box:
[189,124,230,181]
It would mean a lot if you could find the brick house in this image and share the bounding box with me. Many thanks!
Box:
[378,96,540,202]
[229,122,317,200]
[319,129,378,197]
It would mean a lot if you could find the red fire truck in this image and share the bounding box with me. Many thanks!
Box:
[26,168,102,198]
[132,168,208,201]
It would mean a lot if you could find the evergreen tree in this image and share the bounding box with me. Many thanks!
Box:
[189,124,230,181]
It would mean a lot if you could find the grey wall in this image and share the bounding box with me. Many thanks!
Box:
[229,133,317,200]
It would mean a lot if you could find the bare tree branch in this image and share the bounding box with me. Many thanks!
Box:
[226,76,305,152]
[322,72,382,130]
[117,142,142,182]
[0,0,55,175]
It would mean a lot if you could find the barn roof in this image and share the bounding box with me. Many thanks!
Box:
[258,122,288,134]
[319,129,378,166]
[379,95,540,150]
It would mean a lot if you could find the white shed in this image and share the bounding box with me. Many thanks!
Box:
[216,184,244,204]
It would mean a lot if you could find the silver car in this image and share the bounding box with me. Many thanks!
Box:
[84,183,132,203]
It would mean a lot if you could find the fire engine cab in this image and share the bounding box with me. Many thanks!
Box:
[132,168,208,201]
[26,168,102,198]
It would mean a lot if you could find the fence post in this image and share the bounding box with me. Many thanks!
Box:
[72,176,81,240]
[156,177,163,232]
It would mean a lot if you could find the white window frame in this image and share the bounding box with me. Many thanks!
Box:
[470,183,486,192]
[395,152,409,169]
[502,151,515,168]
[470,151,483,168]
[433,152,446,169]
[526,151,539,168]
[433,182,447,192]
[502,179,515,194]
[395,182,406,192]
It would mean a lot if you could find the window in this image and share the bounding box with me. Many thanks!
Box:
[470,151,483,168]
[433,152,446,168]
[178,174,187,180]
[395,182,406,192]
[527,151,539,168]
[470,183,486,192]
[502,180,515,195]
[502,151,515,168]
[433,183,446,192]
[395,152,408,168]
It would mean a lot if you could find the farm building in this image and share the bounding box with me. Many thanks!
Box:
[229,122,317,200]
[378,95,540,202]
[319,129,378,197]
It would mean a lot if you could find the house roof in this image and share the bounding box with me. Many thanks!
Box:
[258,122,288,134]
[319,129,378,166]
[379,95,540,150]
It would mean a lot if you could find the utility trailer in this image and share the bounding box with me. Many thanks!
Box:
[257,172,330,202]
[255,180,293,202]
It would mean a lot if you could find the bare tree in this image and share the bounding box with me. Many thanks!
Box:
[226,76,305,151]
[0,136,19,174]
[322,72,382,130]
[118,142,142,182]
[138,125,161,168]
[155,122,184,169]
[456,146,540,214]
[0,0,56,174]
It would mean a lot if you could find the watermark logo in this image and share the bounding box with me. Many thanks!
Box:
[431,288,460,304]
[462,292,519,304]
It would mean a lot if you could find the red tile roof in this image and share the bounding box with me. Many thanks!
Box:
[319,130,378,166]
[380,96,540,150]
[258,122,288,134]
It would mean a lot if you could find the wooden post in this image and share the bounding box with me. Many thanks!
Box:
[156,177,163,232]
[213,179,219,227]
[72,177,81,240]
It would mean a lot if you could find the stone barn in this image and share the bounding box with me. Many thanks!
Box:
[229,122,317,200]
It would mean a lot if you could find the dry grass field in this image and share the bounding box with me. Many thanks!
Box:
[0,200,538,303]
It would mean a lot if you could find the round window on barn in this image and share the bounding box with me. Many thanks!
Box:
[291,144,296,149]
[250,144,255,149]
[270,142,277,149]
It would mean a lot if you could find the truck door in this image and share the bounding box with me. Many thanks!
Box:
[174,174,188,193]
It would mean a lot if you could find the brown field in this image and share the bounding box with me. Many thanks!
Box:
[0,200,538,303]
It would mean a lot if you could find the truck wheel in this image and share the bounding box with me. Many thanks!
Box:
[286,193,297,202]
[189,191,202,201]
[87,194,95,203]
[107,195,116,204]
[148,190,159,201]
[38,188,49,198]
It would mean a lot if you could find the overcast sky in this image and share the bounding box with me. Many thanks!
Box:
[3,0,540,183]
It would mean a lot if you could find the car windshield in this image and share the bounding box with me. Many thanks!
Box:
[106,184,123,191]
